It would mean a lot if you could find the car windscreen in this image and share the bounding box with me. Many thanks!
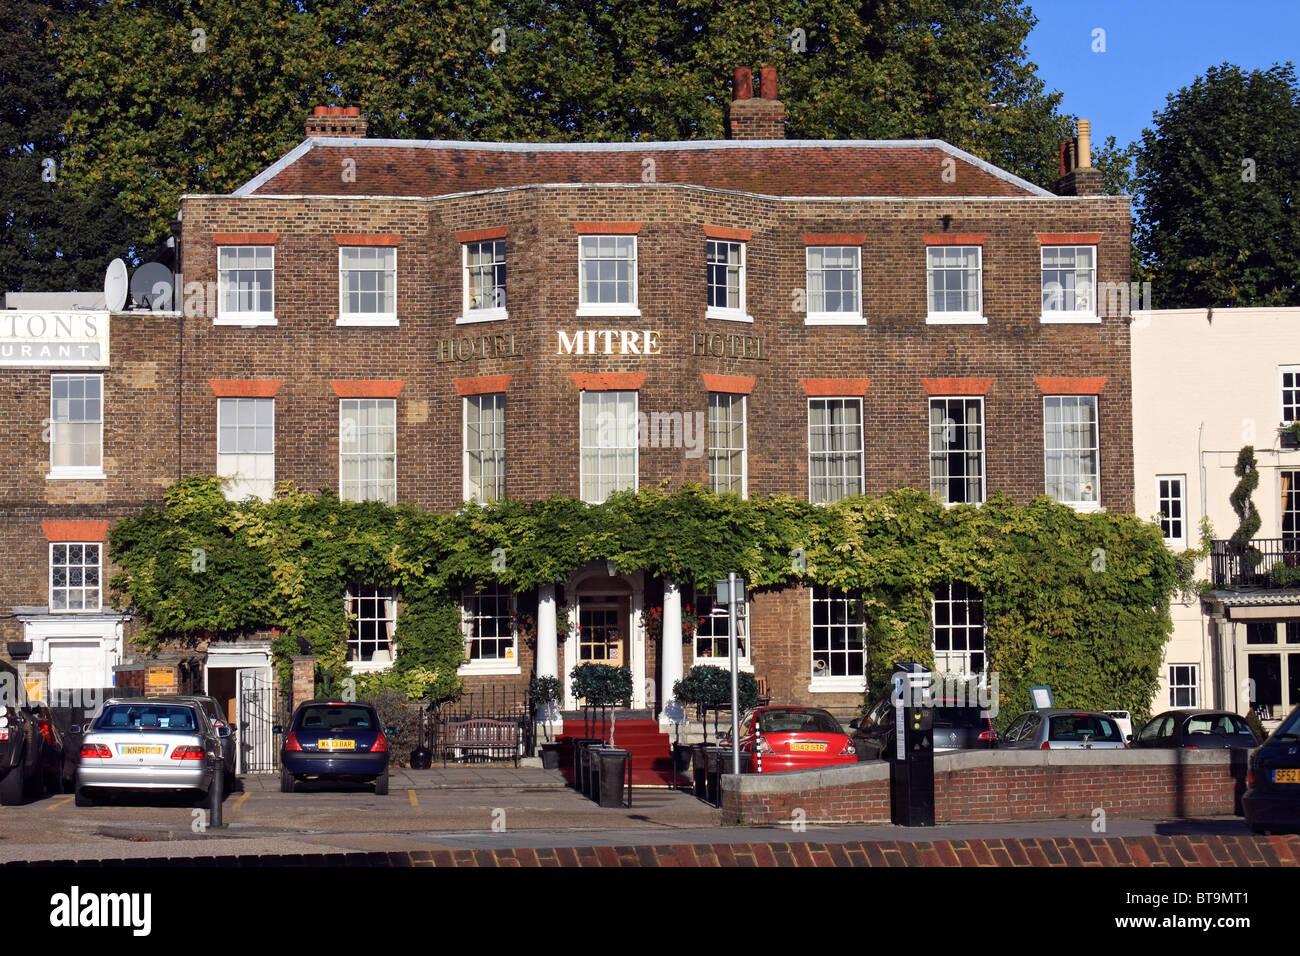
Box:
[756,710,844,734]
[1183,714,1254,737]
[94,705,197,732]
[1049,714,1121,742]
[296,705,376,732]
[933,707,988,730]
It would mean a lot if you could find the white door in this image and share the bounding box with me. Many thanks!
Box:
[48,641,104,694]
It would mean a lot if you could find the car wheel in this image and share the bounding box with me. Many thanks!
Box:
[280,768,294,793]
[373,770,389,796]
[0,757,27,806]
[74,788,95,807]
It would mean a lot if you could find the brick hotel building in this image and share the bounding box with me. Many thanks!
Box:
[0,68,1133,740]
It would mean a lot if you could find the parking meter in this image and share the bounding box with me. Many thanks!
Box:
[889,661,935,827]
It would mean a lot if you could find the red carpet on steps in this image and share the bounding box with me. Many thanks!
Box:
[556,719,678,787]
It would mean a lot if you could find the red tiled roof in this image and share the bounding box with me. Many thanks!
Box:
[243,142,1043,199]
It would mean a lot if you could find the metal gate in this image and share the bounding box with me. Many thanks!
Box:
[237,669,289,774]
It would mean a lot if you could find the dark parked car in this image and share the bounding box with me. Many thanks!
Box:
[1132,710,1260,750]
[1244,704,1300,834]
[276,700,393,794]
[0,661,65,804]
[850,694,997,761]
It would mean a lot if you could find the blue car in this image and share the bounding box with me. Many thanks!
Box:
[276,700,392,795]
[1243,705,1300,834]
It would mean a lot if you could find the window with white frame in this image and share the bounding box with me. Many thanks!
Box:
[805,246,862,323]
[464,393,505,502]
[580,390,637,503]
[706,240,748,320]
[811,585,865,683]
[808,398,863,504]
[49,373,103,477]
[578,236,638,315]
[932,582,986,674]
[1156,475,1186,546]
[50,542,100,612]
[462,239,507,321]
[1168,664,1199,708]
[1043,395,1100,509]
[708,392,746,495]
[346,584,396,666]
[693,587,748,663]
[217,245,274,324]
[929,398,985,504]
[339,246,397,324]
[926,246,983,322]
[339,398,396,504]
[1283,470,1300,543]
[1282,366,1300,423]
[462,583,516,665]
[1040,246,1096,320]
[217,397,274,501]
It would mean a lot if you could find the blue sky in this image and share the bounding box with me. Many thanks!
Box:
[1025,0,1300,150]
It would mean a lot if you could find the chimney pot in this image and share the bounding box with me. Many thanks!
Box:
[313,106,328,116]
[1076,119,1092,169]
[760,66,778,100]
[733,67,753,100]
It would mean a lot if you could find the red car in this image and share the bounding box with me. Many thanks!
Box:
[732,706,857,773]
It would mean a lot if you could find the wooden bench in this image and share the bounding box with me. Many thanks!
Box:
[441,717,521,767]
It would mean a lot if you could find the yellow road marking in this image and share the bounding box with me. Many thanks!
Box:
[408,789,418,807]
[231,791,251,813]
[48,796,73,810]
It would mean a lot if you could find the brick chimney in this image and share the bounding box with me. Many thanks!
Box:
[1052,119,1104,196]
[727,66,786,140]
[305,105,368,139]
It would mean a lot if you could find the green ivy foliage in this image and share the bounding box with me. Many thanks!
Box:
[108,477,1190,721]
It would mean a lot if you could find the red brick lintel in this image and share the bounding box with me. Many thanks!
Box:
[42,520,110,542]
[800,378,870,397]
[1037,232,1102,245]
[703,225,754,242]
[702,374,756,395]
[922,377,993,396]
[335,234,400,246]
[212,232,279,245]
[571,372,647,391]
[208,379,283,398]
[454,227,509,243]
[331,380,405,398]
[803,233,866,246]
[455,375,512,396]
[574,222,641,235]
[1035,376,1107,394]
[921,233,987,245]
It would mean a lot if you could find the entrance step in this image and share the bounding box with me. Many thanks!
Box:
[557,719,676,787]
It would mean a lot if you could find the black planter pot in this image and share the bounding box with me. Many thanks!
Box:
[5,642,31,662]
[573,739,600,795]
[596,748,630,808]
[539,742,562,770]
[409,746,432,770]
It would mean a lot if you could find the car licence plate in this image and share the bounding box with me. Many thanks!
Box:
[790,742,827,752]
[121,746,163,755]
[1275,768,1300,784]
[317,739,356,751]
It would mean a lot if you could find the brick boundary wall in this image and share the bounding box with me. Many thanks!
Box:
[721,751,1248,825]
[4,835,1296,867]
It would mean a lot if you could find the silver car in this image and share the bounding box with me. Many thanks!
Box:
[74,698,228,806]
[999,709,1128,750]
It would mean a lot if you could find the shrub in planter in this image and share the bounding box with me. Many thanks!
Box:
[529,674,563,741]
[673,665,759,741]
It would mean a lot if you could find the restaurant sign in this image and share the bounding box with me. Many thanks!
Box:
[0,311,109,367]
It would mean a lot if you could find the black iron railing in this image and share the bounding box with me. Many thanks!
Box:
[431,684,533,760]
[1210,538,1300,589]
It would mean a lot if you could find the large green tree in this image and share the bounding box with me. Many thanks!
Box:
[56,0,1073,250]
[1,0,143,292]
[1132,62,1300,308]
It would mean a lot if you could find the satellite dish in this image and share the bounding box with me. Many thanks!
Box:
[104,259,128,312]
[131,262,175,312]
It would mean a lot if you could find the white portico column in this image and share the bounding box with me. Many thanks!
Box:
[661,579,684,725]
[537,584,559,680]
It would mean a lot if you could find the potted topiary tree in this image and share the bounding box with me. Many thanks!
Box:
[529,674,563,769]
[569,662,633,803]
